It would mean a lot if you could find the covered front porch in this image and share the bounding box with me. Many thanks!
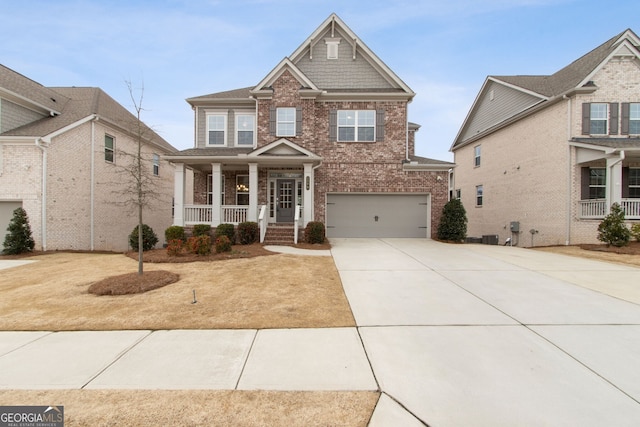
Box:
[573,139,640,220]
[165,139,322,242]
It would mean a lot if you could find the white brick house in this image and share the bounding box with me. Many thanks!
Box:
[0,65,178,251]
[451,29,640,247]
[166,14,454,242]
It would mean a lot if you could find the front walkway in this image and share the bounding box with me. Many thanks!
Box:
[2,240,640,426]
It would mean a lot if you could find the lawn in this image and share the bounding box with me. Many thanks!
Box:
[0,246,377,426]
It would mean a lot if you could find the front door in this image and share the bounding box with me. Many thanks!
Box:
[276,179,295,222]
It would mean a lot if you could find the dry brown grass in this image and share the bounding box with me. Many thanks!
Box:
[535,241,640,268]
[0,248,354,330]
[0,390,379,427]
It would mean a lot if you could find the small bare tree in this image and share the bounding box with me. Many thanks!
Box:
[114,80,165,275]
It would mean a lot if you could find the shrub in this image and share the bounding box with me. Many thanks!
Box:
[631,223,640,242]
[129,224,158,251]
[215,223,235,243]
[597,203,631,247]
[2,207,35,255]
[215,235,232,253]
[166,239,184,256]
[437,199,468,242]
[165,225,185,242]
[305,221,326,244]
[192,224,211,237]
[238,221,259,245]
[186,235,211,255]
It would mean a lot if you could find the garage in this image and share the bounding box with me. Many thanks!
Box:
[0,201,23,238]
[326,193,430,238]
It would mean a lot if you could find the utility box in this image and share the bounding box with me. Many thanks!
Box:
[510,221,520,233]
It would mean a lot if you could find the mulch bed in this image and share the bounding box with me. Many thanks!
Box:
[88,270,180,296]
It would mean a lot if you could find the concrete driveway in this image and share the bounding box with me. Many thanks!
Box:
[330,238,640,426]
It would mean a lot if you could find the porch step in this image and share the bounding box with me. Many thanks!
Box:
[263,224,303,245]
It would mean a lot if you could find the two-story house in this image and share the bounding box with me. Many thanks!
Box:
[166,14,453,242]
[451,29,640,247]
[0,64,177,251]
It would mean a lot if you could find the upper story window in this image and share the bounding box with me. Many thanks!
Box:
[474,145,481,167]
[277,108,296,137]
[236,114,255,146]
[207,113,227,145]
[338,110,375,142]
[627,103,640,134]
[105,135,115,163]
[590,103,608,135]
[152,154,159,176]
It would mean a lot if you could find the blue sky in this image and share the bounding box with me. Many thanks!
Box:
[2,0,639,161]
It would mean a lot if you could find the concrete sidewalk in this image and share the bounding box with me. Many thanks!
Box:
[2,239,640,426]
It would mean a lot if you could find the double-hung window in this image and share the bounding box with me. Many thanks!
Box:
[105,135,115,163]
[474,145,481,167]
[207,114,226,145]
[152,154,159,176]
[589,168,606,199]
[630,103,640,134]
[236,114,255,146]
[338,110,375,142]
[236,175,249,205]
[629,168,640,198]
[276,108,296,137]
[590,103,608,135]
[476,185,483,207]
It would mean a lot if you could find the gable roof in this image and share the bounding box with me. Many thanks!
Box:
[188,13,415,104]
[0,64,68,115]
[0,69,176,153]
[452,29,640,150]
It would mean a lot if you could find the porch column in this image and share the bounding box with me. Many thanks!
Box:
[173,163,185,226]
[303,163,314,226]
[248,162,258,222]
[211,163,222,226]
[606,153,624,212]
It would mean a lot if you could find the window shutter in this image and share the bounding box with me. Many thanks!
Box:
[581,167,590,199]
[296,107,303,137]
[376,109,385,142]
[621,103,630,135]
[581,103,591,135]
[329,110,337,142]
[269,107,276,136]
[609,103,619,135]
[622,167,630,198]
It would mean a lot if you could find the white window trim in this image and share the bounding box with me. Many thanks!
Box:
[152,153,159,176]
[630,103,640,135]
[207,174,225,205]
[236,174,249,205]
[235,112,256,147]
[206,112,228,146]
[105,134,115,163]
[276,107,296,137]
[337,110,375,142]
[590,103,608,135]
[476,185,483,207]
[474,145,481,167]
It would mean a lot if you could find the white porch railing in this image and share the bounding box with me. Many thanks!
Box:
[184,205,249,225]
[622,199,640,219]
[294,205,301,244]
[579,199,640,219]
[258,205,267,243]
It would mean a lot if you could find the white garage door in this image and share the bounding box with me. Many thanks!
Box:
[0,201,23,237]
[326,194,430,238]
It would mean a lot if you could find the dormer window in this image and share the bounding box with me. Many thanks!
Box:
[325,38,340,59]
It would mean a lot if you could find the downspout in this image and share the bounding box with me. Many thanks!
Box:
[90,119,96,250]
[35,138,48,251]
[564,95,572,246]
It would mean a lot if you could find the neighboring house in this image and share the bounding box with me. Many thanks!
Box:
[451,29,640,247]
[165,14,453,242]
[0,64,178,251]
